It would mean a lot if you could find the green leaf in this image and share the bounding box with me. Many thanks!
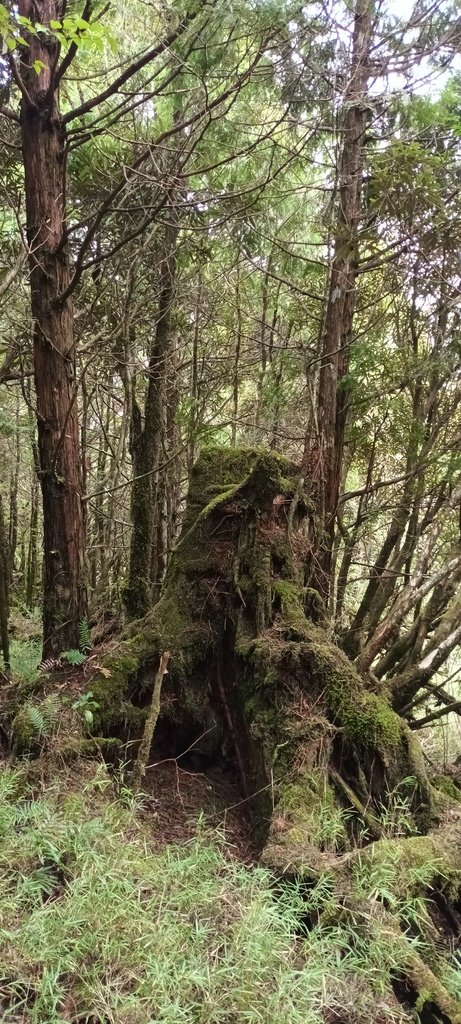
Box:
[62,649,86,666]
[54,31,69,47]
[33,59,46,74]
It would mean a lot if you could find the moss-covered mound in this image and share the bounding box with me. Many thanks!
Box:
[75,447,433,852]
[6,448,437,843]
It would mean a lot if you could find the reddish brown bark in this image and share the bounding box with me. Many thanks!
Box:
[18,0,86,657]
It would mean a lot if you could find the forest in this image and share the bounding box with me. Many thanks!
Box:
[0,0,461,1021]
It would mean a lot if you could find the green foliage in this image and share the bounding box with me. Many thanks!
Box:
[316,802,353,848]
[0,4,28,50]
[9,638,41,685]
[61,648,86,667]
[78,617,91,653]
[11,9,117,55]
[14,693,61,743]
[71,690,100,728]
[302,848,452,1016]
[57,621,91,668]
[60,621,91,666]
[378,778,419,839]
[442,953,461,1002]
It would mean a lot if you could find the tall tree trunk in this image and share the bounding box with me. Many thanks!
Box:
[8,396,20,586]
[25,470,39,611]
[188,274,201,472]
[124,213,179,618]
[231,265,242,446]
[254,257,272,438]
[313,0,373,599]
[165,332,182,566]
[0,495,10,672]
[19,0,86,658]
[270,322,291,450]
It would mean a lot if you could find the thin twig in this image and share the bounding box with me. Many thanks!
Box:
[133,651,170,792]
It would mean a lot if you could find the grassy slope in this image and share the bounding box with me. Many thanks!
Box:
[0,759,460,1024]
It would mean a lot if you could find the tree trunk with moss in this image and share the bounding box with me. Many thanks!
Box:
[90,449,451,835]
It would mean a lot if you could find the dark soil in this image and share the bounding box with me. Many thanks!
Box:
[139,759,259,863]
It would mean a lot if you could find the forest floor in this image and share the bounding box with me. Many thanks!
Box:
[141,760,258,863]
[2,631,461,1024]
[0,753,422,1024]
[1,742,461,1023]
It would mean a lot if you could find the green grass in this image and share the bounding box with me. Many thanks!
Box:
[9,637,41,684]
[0,762,458,1024]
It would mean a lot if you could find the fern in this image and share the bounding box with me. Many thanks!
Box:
[24,694,61,738]
[26,704,46,736]
[78,618,91,653]
[62,649,86,666]
[40,657,63,672]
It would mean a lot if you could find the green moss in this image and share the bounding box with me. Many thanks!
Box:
[410,957,461,1024]
[247,612,404,755]
[272,580,304,609]
[90,648,140,731]
[359,832,461,893]
[198,483,242,518]
[261,770,351,876]
[274,772,349,854]
[183,446,299,532]
[51,737,124,760]
[432,775,461,802]
[273,617,406,755]
[277,778,316,820]
[332,685,403,749]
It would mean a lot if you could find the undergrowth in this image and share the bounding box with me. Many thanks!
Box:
[0,761,458,1024]
[8,637,41,685]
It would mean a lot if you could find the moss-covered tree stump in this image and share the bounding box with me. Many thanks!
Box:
[91,447,436,854]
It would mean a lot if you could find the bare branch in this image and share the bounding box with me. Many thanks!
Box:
[409,700,461,729]
[0,249,26,300]
[0,105,20,123]
[63,7,205,125]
